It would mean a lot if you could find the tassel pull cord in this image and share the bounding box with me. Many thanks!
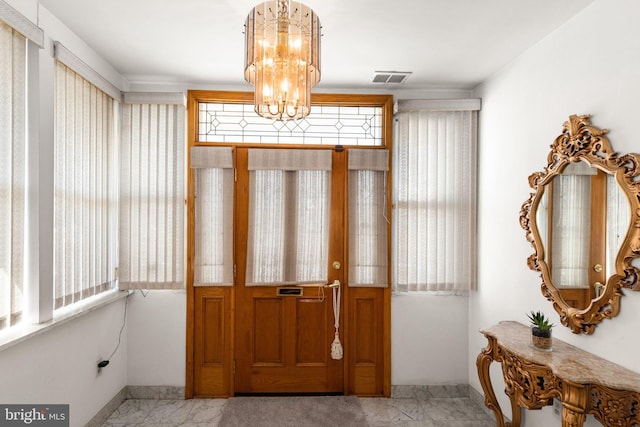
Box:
[330,280,343,360]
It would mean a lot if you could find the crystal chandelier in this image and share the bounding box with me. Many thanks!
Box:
[244,0,321,121]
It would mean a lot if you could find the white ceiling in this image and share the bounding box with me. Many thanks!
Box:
[38,0,596,91]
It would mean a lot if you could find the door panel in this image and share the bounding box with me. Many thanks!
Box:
[348,287,385,396]
[253,297,284,364]
[193,287,232,397]
[235,285,341,393]
[296,298,326,365]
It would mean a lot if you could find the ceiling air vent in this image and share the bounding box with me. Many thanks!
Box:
[371,71,412,84]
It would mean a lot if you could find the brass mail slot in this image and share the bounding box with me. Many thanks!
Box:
[277,287,303,297]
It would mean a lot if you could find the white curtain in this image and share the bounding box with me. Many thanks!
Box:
[246,149,331,286]
[54,61,118,308]
[192,146,234,286]
[0,21,26,329]
[348,149,389,287]
[119,100,185,290]
[393,109,478,292]
[550,164,593,289]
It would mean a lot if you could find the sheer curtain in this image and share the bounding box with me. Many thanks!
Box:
[246,149,331,285]
[0,21,26,329]
[348,149,389,287]
[550,163,594,289]
[119,95,185,290]
[191,146,234,286]
[393,106,478,292]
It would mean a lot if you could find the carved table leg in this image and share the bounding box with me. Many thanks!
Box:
[477,337,511,427]
[562,407,586,427]
[561,381,588,427]
[508,391,522,427]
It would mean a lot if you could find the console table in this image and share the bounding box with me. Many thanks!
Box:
[476,321,640,427]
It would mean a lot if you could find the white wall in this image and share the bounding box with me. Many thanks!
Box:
[4,0,37,25]
[470,0,640,425]
[126,290,186,386]
[0,298,128,427]
[392,294,468,385]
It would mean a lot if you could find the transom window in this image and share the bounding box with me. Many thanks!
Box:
[197,100,384,146]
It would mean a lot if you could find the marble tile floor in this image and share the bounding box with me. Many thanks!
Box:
[101,394,495,427]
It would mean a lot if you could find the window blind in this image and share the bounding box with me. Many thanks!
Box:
[0,20,26,330]
[393,110,478,293]
[120,99,185,290]
[54,61,118,308]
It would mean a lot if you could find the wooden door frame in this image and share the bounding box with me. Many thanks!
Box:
[185,91,393,398]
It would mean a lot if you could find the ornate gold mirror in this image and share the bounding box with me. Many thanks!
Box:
[520,114,640,334]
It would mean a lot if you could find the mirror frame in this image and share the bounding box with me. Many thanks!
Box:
[520,114,640,334]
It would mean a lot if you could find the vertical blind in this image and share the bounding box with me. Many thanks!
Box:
[393,109,478,292]
[120,101,185,289]
[348,149,389,287]
[246,149,331,286]
[0,21,26,329]
[54,61,118,308]
[191,146,234,286]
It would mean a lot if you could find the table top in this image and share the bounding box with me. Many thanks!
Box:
[480,321,640,393]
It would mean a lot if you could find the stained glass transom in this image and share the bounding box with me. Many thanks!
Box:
[198,102,383,146]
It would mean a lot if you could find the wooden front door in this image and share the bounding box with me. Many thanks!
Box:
[233,148,345,394]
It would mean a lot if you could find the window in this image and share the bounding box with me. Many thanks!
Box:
[548,167,594,288]
[393,103,479,292]
[53,61,118,308]
[119,97,185,290]
[191,146,234,286]
[348,149,389,287]
[195,93,386,146]
[245,149,332,285]
[0,20,27,330]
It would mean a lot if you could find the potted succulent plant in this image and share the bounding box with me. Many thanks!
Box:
[527,310,554,351]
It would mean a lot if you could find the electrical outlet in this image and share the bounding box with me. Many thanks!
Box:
[553,399,562,418]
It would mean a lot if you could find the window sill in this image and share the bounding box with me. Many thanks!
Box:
[0,290,128,353]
